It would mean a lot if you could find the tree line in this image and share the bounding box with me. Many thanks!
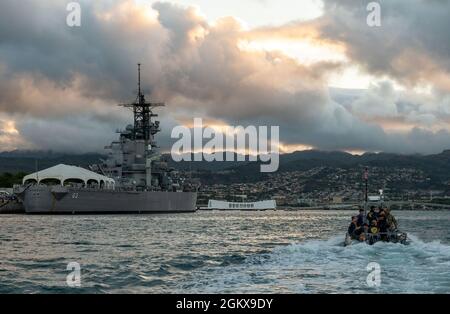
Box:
[0,172,27,188]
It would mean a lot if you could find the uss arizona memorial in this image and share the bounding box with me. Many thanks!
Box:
[205,199,277,210]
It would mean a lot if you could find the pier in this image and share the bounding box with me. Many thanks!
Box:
[282,201,450,210]
[0,200,25,214]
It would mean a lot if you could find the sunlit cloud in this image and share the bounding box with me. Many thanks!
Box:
[1,0,450,155]
[0,115,31,151]
[238,38,346,66]
[277,143,315,154]
[144,0,324,27]
[1,120,19,135]
[344,149,366,156]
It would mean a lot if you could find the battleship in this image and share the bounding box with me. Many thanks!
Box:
[14,64,198,214]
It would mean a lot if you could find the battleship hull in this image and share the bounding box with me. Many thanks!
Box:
[19,185,197,214]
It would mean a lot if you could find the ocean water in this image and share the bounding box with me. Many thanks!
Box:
[0,210,449,294]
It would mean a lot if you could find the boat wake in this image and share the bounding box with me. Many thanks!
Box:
[182,235,450,293]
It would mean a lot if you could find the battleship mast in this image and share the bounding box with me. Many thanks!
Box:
[119,63,164,148]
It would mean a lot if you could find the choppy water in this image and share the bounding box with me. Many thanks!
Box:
[0,210,449,293]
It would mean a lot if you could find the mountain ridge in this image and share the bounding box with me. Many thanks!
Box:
[1,149,450,186]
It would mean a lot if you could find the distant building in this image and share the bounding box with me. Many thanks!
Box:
[332,196,343,204]
[368,195,381,202]
[272,195,286,205]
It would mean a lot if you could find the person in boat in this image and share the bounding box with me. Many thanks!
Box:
[355,223,368,241]
[369,220,379,234]
[378,212,387,230]
[384,207,398,231]
[366,206,378,224]
[367,220,380,244]
[356,208,365,226]
[375,206,382,216]
[378,212,388,240]
[358,232,366,242]
[348,216,361,238]
[363,223,369,233]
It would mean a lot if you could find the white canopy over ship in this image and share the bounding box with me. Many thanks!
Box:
[22,164,115,189]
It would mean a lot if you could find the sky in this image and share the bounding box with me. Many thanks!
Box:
[1,0,450,155]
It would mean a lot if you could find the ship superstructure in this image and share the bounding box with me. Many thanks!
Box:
[92,64,190,193]
[15,64,197,214]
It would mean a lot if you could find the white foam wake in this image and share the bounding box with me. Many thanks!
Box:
[183,235,450,293]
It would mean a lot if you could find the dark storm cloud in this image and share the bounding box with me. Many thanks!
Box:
[319,0,450,91]
[0,0,449,154]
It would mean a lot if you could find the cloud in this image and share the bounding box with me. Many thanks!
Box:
[0,0,449,155]
[318,0,450,92]
[0,115,31,151]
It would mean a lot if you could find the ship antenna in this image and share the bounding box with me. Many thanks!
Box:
[119,63,165,141]
[137,63,141,99]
